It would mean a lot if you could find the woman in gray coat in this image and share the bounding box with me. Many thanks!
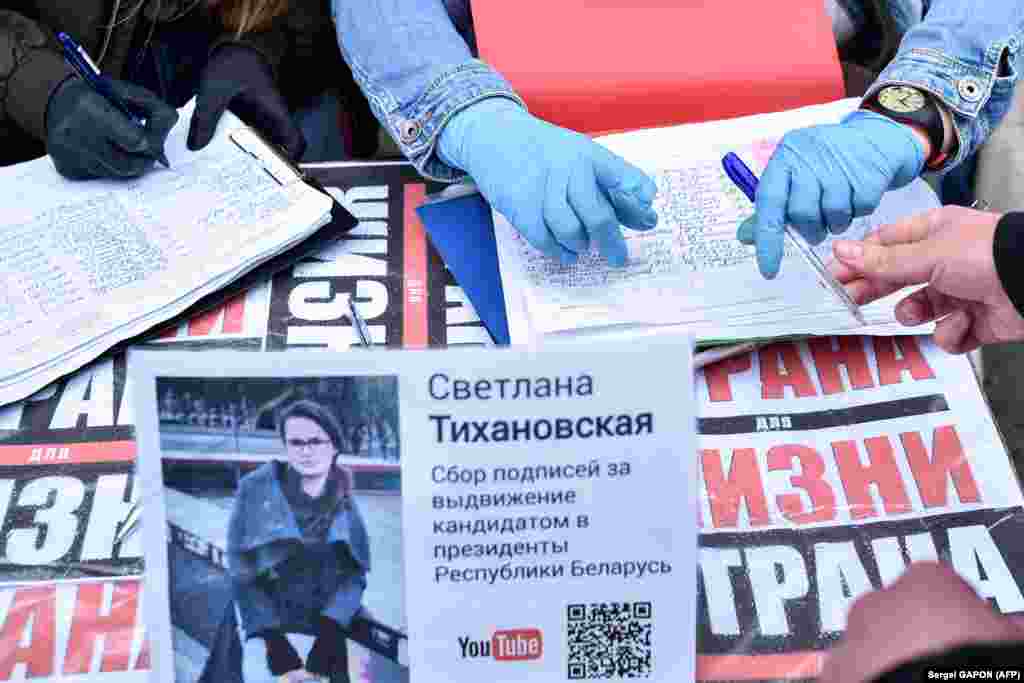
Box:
[227,399,371,683]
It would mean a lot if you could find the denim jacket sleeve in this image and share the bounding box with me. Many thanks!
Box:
[864,0,1024,172]
[331,0,525,182]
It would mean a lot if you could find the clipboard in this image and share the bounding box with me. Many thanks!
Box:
[112,129,360,350]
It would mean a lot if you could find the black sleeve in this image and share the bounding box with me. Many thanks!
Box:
[993,212,1024,318]
[259,629,302,676]
[0,10,75,142]
[872,642,1024,683]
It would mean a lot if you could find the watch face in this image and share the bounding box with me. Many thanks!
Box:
[877,85,927,113]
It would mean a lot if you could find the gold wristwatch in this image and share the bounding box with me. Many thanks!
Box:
[863,84,953,169]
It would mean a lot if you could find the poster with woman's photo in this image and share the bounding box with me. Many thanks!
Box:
[131,339,698,683]
[142,373,406,683]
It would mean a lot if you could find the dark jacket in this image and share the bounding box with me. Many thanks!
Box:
[227,460,371,638]
[995,212,1024,320]
[0,0,353,165]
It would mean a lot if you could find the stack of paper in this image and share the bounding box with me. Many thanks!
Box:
[492,98,940,347]
[0,101,335,405]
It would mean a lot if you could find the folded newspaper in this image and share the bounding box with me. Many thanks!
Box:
[130,337,699,683]
[2,332,1020,682]
[0,101,341,407]
[694,334,1024,678]
[0,159,495,683]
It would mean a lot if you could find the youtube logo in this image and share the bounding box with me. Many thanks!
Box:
[459,628,543,662]
[492,629,543,661]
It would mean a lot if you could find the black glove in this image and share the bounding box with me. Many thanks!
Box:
[305,616,349,678]
[260,630,303,676]
[45,77,178,180]
[187,44,305,160]
[341,88,379,159]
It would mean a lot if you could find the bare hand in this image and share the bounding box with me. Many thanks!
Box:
[830,206,1024,353]
[819,562,1024,683]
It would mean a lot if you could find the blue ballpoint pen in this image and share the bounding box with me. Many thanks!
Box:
[348,298,373,348]
[721,151,866,326]
[56,32,170,168]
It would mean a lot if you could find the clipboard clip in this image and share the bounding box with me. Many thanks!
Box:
[228,128,349,220]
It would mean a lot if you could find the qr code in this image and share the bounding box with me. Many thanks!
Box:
[566,602,652,679]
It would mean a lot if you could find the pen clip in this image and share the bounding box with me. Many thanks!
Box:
[58,32,149,128]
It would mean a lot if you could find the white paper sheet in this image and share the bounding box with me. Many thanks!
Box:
[0,101,332,406]
[494,98,940,346]
[130,337,699,683]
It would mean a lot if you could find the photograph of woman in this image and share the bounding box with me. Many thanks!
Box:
[227,399,370,683]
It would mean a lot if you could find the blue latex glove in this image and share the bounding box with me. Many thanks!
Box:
[438,98,659,266]
[737,110,927,278]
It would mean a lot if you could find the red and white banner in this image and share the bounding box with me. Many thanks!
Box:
[694,335,1024,681]
[0,578,149,682]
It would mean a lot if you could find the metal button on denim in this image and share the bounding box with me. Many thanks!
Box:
[398,119,420,144]
[957,77,984,102]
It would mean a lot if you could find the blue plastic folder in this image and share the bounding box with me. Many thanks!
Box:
[415,192,511,345]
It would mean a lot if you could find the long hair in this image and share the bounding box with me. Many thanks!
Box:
[214,0,289,37]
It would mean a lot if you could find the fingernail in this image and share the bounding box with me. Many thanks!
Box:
[637,181,657,204]
[896,300,922,324]
[834,241,863,261]
[737,217,755,244]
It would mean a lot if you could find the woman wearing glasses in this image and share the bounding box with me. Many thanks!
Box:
[227,399,370,683]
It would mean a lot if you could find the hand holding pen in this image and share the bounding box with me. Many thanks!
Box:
[733,111,926,280]
[722,152,866,326]
[45,32,178,180]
